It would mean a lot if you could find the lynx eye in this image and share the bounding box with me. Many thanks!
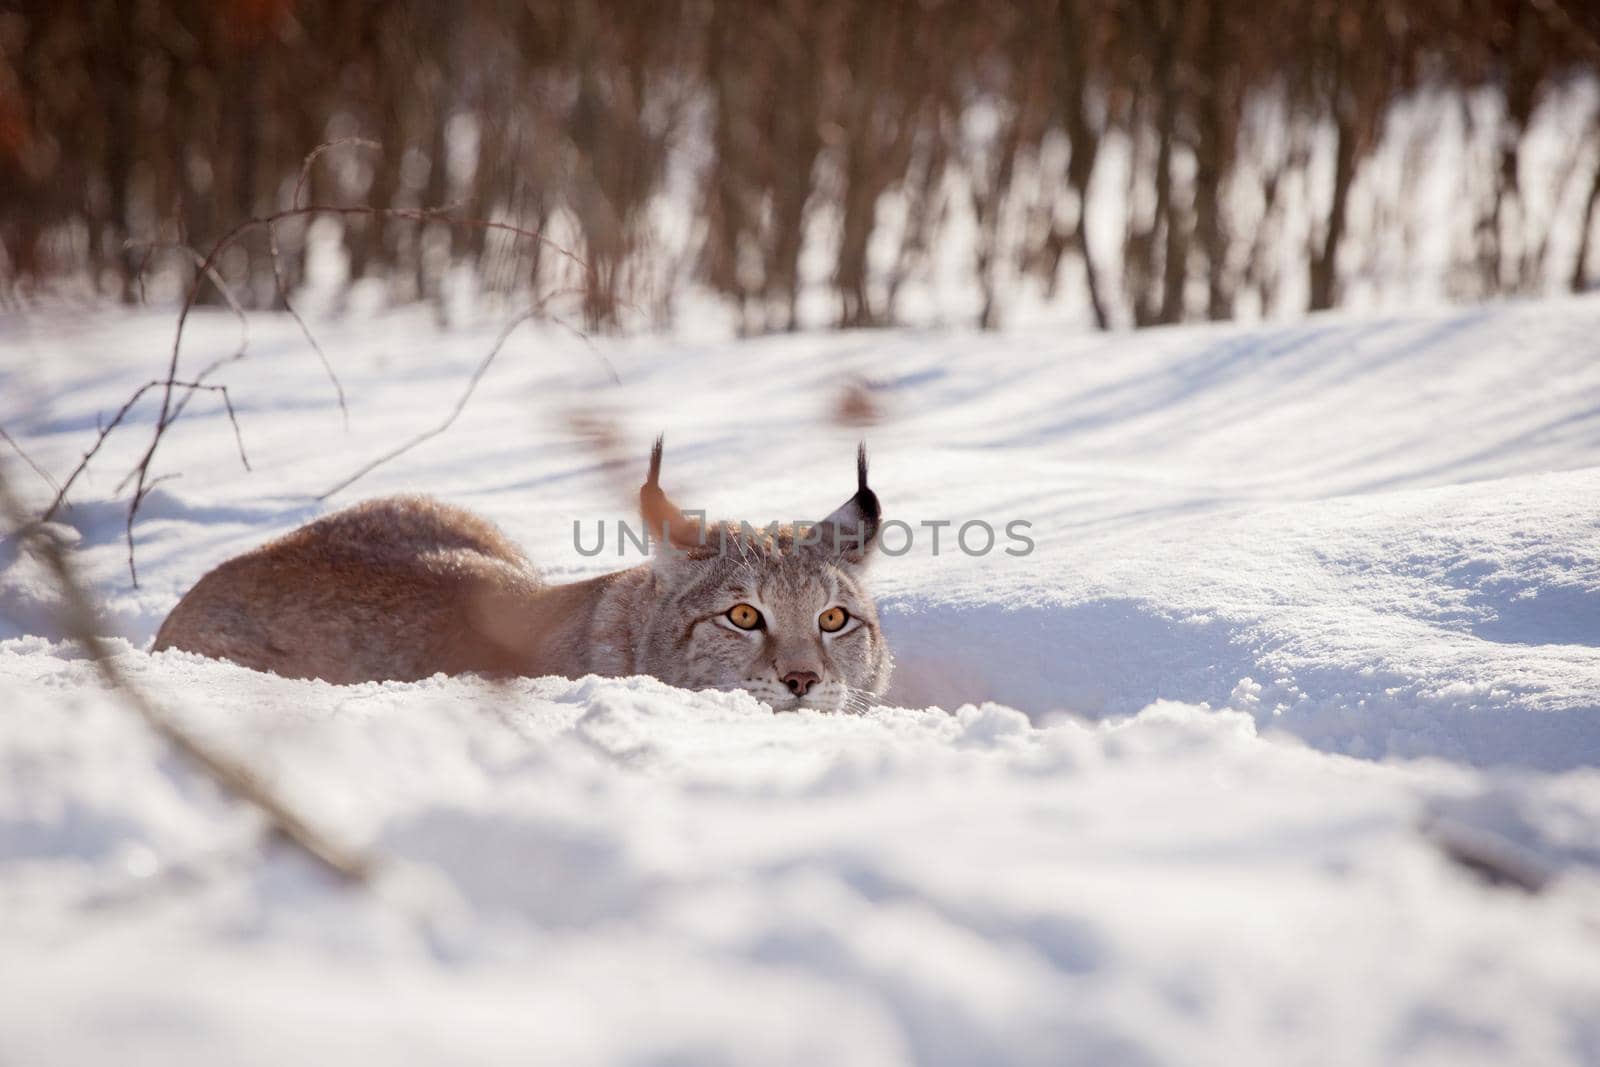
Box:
[727,603,763,631]
[818,606,850,633]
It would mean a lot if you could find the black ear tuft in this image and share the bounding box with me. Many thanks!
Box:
[855,442,881,532]
[813,444,881,563]
[646,434,665,489]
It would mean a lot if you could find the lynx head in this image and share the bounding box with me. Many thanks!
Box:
[634,439,891,712]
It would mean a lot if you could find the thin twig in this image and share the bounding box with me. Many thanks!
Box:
[508,280,627,386]
[125,238,252,335]
[126,203,596,568]
[132,241,157,306]
[318,308,544,500]
[120,236,262,582]
[42,379,248,524]
[110,383,248,590]
[212,387,252,472]
[281,138,374,422]
[116,384,249,490]
[124,239,253,426]
[67,135,603,585]
[267,219,348,426]
[43,386,159,521]
[293,136,382,210]
[0,425,60,494]
[0,462,375,885]
[544,310,623,385]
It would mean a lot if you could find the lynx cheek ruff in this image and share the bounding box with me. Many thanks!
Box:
[155,441,891,712]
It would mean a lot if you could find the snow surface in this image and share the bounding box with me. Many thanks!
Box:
[3,297,1600,1064]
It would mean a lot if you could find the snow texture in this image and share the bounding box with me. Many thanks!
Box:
[3,297,1600,1065]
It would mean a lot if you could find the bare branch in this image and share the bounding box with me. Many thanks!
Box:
[543,311,624,386]
[315,287,625,501]
[110,382,250,486]
[293,137,382,210]
[0,425,60,494]
[318,308,544,500]
[112,381,249,588]
[0,461,376,885]
[125,238,253,336]
[267,220,348,426]
[43,384,158,522]
[55,140,599,585]
[124,240,254,425]
[127,203,596,552]
[208,385,252,473]
[42,379,245,525]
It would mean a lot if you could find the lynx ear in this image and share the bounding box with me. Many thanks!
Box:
[812,443,881,565]
[640,435,706,553]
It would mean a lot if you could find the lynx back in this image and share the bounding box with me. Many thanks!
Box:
[154,440,892,711]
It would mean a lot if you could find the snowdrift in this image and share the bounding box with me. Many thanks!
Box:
[3,297,1600,1064]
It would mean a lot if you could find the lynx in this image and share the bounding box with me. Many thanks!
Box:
[153,441,891,712]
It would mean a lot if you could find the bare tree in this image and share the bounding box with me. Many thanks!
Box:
[3,0,1597,330]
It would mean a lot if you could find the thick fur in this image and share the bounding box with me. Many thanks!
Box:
[154,459,891,711]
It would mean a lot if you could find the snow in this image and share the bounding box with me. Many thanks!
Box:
[3,296,1600,1064]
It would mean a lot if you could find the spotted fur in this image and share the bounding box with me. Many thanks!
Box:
[154,444,891,712]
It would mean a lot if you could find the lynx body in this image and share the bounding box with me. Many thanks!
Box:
[153,443,891,712]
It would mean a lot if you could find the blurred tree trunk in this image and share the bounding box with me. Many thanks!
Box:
[699,0,754,327]
[969,41,1032,331]
[765,3,823,332]
[1308,106,1354,313]
[2,0,1596,330]
[1490,4,1543,294]
[93,0,141,303]
[834,3,915,328]
[1125,0,1188,326]
[1191,0,1233,321]
[1053,0,1109,330]
[1573,131,1600,293]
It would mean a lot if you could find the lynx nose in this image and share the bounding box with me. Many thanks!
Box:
[781,670,820,697]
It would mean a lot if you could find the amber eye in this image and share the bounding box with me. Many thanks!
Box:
[727,603,763,630]
[818,606,850,633]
